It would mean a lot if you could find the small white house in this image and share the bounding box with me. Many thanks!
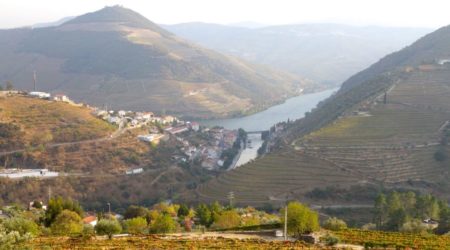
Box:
[53,94,70,102]
[125,168,144,175]
[82,216,98,227]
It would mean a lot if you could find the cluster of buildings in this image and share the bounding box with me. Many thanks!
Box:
[178,127,239,170]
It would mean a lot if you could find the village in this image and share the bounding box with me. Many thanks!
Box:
[0,90,243,178]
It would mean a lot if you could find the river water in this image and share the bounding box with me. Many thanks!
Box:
[200,88,337,131]
[200,88,337,168]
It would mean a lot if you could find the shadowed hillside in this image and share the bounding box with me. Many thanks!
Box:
[0,6,314,119]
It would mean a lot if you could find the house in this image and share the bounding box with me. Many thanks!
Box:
[162,115,177,124]
[0,168,58,178]
[53,94,70,102]
[29,91,50,99]
[125,167,144,175]
[165,126,189,135]
[137,134,164,143]
[118,110,126,117]
[82,216,98,227]
[187,122,200,132]
[107,116,121,125]
[29,201,47,210]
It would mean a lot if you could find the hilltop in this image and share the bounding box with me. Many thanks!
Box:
[165,22,431,86]
[0,6,314,119]
[194,25,450,205]
[0,93,214,208]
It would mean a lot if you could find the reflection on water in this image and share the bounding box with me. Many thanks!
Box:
[234,133,263,168]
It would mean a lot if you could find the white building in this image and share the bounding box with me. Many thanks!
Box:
[125,168,144,175]
[29,92,51,99]
[0,169,58,179]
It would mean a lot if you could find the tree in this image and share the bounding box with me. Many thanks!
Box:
[150,214,177,234]
[95,219,122,239]
[386,208,408,231]
[323,217,347,231]
[124,205,149,220]
[3,217,40,236]
[0,224,32,249]
[123,217,148,235]
[280,201,319,237]
[435,207,450,235]
[387,192,402,215]
[50,210,83,236]
[177,204,190,218]
[373,193,388,229]
[211,210,240,229]
[195,204,212,227]
[44,197,83,226]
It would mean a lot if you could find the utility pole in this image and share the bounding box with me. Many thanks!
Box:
[284,192,290,241]
[107,202,111,215]
[227,191,234,208]
[33,70,37,91]
[48,186,52,202]
[284,201,288,241]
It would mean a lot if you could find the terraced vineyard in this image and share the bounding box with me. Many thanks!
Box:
[334,229,450,249]
[196,66,450,204]
[23,236,323,250]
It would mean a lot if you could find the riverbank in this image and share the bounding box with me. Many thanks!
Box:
[199,88,337,131]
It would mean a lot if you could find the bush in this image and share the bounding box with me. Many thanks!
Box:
[321,234,339,246]
[123,217,148,235]
[400,219,428,233]
[211,210,241,229]
[150,214,177,234]
[95,219,122,239]
[323,217,347,231]
[361,223,377,231]
[50,210,83,236]
[81,224,95,240]
[280,202,320,237]
[3,217,40,236]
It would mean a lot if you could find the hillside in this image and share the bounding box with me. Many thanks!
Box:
[0,94,211,209]
[193,26,450,205]
[0,6,313,119]
[165,23,431,86]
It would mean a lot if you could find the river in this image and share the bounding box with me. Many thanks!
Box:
[200,88,337,168]
[200,88,337,131]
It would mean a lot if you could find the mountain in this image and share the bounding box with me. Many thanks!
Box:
[31,16,74,28]
[0,6,313,119]
[164,23,432,86]
[193,25,450,205]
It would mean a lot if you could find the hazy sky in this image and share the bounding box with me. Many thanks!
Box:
[1,0,450,29]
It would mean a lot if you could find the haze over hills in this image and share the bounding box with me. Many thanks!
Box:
[0,6,313,119]
[164,23,432,86]
[195,24,450,205]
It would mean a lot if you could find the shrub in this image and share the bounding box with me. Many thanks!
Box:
[150,214,177,234]
[3,217,40,236]
[280,202,320,237]
[211,210,241,229]
[95,219,122,239]
[50,210,83,236]
[323,217,347,231]
[321,234,340,246]
[81,224,95,240]
[123,217,148,235]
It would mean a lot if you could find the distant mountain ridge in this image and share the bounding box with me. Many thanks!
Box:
[164,22,432,86]
[0,6,313,118]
